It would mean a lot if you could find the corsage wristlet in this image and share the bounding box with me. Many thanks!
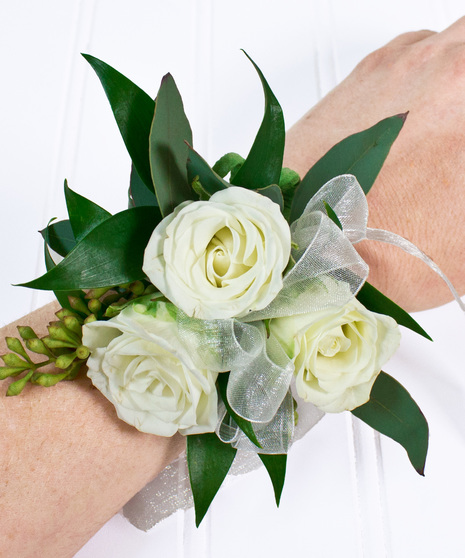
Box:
[2,51,461,527]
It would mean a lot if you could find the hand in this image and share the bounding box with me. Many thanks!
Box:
[284,18,465,312]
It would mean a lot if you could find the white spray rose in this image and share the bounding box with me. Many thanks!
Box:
[82,301,218,436]
[270,296,401,413]
[142,187,291,320]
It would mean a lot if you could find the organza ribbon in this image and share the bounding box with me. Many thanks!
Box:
[311,174,465,311]
[124,173,464,530]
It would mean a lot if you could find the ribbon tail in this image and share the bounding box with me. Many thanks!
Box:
[366,227,465,312]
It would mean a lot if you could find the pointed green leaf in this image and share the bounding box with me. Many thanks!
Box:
[150,73,194,216]
[128,163,159,208]
[352,371,428,475]
[64,180,111,242]
[323,201,343,230]
[257,184,284,211]
[258,453,287,506]
[217,373,261,448]
[357,281,432,341]
[231,52,285,189]
[187,433,237,527]
[20,207,158,291]
[82,54,155,191]
[44,243,83,310]
[187,144,229,196]
[41,219,76,258]
[290,114,407,222]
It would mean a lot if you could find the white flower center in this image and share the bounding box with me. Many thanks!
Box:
[205,226,251,287]
[317,326,351,357]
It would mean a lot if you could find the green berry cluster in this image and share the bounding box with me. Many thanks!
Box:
[0,280,157,396]
[0,308,89,396]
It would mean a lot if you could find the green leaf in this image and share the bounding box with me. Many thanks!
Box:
[82,54,156,192]
[357,281,432,341]
[257,184,284,211]
[231,52,285,189]
[64,180,111,242]
[41,220,76,258]
[128,163,159,208]
[217,373,261,448]
[20,207,158,291]
[290,114,407,222]
[352,371,428,475]
[187,144,229,197]
[150,73,194,216]
[44,243,83,310]
[323,201,343,230]
[187,433,237,527]
[258,453,287,506]
[212,152,245,178]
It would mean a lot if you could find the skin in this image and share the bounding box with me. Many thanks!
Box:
[0,302,185,558]
[284,19,465,311]
[2,19,465,557]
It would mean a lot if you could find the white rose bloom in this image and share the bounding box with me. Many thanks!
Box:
[270,296,401,413]
[142,187,291,320]
[82,302,218,436]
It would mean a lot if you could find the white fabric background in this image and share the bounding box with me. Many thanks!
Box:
[1,1,464,557]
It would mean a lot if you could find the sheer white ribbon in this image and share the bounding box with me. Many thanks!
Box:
[123,173,464,530]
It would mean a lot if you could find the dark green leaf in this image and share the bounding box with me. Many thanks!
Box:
[231,52,285,189]
[20,207,158,291]
[150,73,194,216]
[64,180,111,242]
[257,184,284,211]
[187,144,229,197]
[352,371,428,475]
[187,433,237,527]
[323,201,343,230]
[212,152,244,178]
[258,453,287,506]
[217,373,261,448]
[82,54,155,191]
[128,163,159,208]
[357,281,432,341]
[40,219,76,258]
[44,244,83,310]
[290,114,407,222]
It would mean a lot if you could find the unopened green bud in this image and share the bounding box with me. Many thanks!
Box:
[279,167,300,191]
[6,338,30,361]
[104,304,124,318]
[102,293,122,306]
[55,308,81,321]
[42,337,76,350]
[0,366,29,380]
[48,323,80,345]
[26,338,52,356]
[2,353,27,367]
[63,316,83,337]
[6,371,33,396]
[85,287,111,300]
[87,299,102,315]
[55,352,77,370]
[31,371,69,386]
[68,296,91,316]
[129,281,145,296]
[65,360,83,380]
[83,314,97,324]
[119,282,131,290]
[76,345,90,360]
[17,326,37,340]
